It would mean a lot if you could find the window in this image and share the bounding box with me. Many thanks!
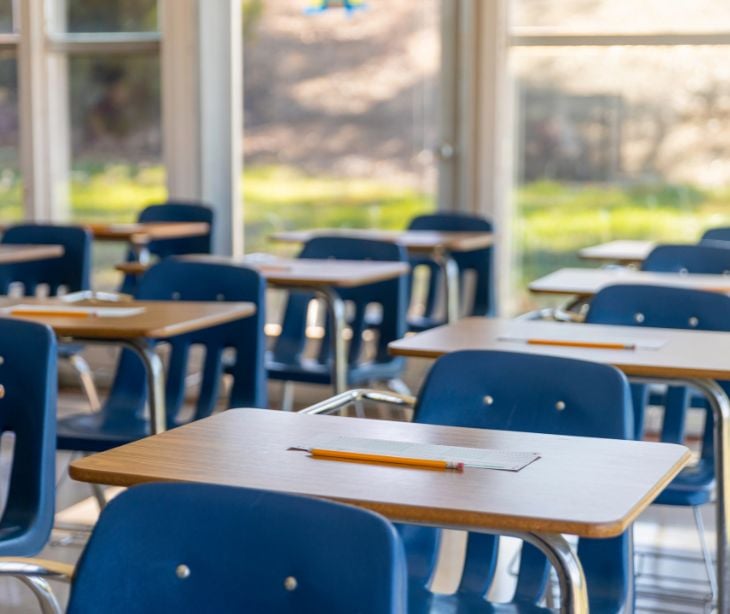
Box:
[242,0,442,253]
[510,1,730,311]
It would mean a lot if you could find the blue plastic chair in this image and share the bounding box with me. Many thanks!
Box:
[268,236,408,390]
[641,243,730,274]
[700,227,730,244]
[586,284,727,598]
[2,483,408,614]
[0,318,56,556]
[407,213,494,330]
[119,201,214,294]
[404,350,634,613]
[57,259,267,452]
[0,223,91,295]
[0,224,99,409]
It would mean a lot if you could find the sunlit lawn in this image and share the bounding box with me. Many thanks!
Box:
[1,164,729,306]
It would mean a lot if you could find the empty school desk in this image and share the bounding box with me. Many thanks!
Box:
[528,267,730,299]
[69,408,689,614]
[578,240,655,265]
[271,228,494,323]
[389,316,730,612]
[0,244,64,263]
[83,221,210,263]
[181,256,409,394]
[0,297,255,434]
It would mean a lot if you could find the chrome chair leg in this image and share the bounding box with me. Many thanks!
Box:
[67,354,101,412]
[281,381,294,412]
[17,575,63,614]
[693,506,717,602]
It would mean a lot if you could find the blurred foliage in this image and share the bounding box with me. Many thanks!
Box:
[66,0,157,33]
[1,164,730,308]
[243,0,265,41]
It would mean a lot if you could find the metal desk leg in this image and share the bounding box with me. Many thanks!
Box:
[688,377,730,613]
[434,249,460,323]
[316,287,347,394]
[132,243,151,265]
[17,576,62,614]
[122,339,167,435]
[522,532,589,613]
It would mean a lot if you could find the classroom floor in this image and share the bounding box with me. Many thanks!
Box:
[0,350,717,613]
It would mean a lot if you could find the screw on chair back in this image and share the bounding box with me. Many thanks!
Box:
[268,236,408,387]
[0,224,91,295]
[56,259,266,453]
[407,213,494,330]
[642,243,730,274]
[404,350,633,612]
[0,318,56,556]
[586,284,729,508]
[66,483,408,614]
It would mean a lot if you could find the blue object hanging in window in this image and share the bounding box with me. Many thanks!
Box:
[305,0,367,15]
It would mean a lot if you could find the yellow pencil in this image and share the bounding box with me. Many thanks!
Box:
[527,338,635,350]
[9,308,92,318]
[309,447,464,471]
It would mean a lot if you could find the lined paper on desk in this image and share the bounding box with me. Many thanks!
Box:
[298,435,540,471]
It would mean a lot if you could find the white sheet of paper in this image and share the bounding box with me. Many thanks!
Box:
[298,434,540,471]
[498,335,666,350]
[7,304,145,318]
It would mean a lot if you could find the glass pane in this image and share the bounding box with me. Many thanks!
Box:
[0,0,13,33]
[512,45,730,311]
[66,0,158,33]
[242,0,441,253]
[0,52,20,220]
[513,0,730,33]
[68,54,165,287]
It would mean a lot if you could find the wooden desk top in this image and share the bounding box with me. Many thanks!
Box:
[528,267,730,296]
[270,228,494,253]
[179,255,409,288]
[0,244,64,264]
[83,222,210,245]
[70,409,689,538]
[578,240,655,264]
[0,298,255,340]
[390,317,730,381]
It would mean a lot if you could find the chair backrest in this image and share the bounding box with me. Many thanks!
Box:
[137,201,214,257]
[406,350,633,611]
[586,283,729,454]
[0,224,91,295]
[0,318,56,556]
[271,236,408,371]
[67,483,407,614]
[642,243,730,274]
[700,226,730,244]
[105,259,267,429]
[408,213,494,318]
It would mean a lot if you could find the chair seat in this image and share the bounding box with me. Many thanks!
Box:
[409,587,551,614]
[57,412,152,453]
[654,459,715,506]
[408,315,446,332]
[267,357,404,385]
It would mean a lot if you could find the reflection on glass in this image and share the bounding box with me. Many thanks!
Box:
[0,0,12,33]
[513,0,730,33]
[242,0,440,252]
[66,0,158,33]
[0,52,20,220]
[512,44,730,310]
[68,54,165,288]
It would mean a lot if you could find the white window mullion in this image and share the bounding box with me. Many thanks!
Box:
[18,0,69,221]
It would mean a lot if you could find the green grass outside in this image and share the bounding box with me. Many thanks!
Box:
[1,164,729,307]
